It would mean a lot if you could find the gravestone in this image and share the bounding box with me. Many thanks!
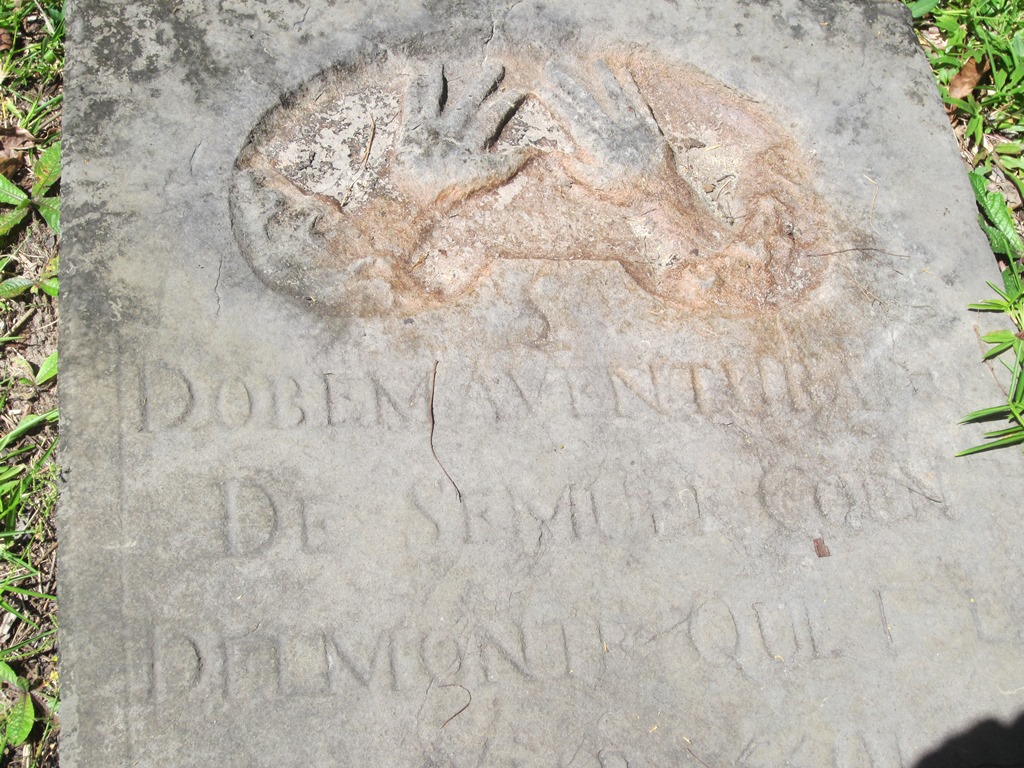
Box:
[60,0,1024,765]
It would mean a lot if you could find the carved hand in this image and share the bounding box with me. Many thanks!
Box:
[540,59,674,197]
[392,60,531,206]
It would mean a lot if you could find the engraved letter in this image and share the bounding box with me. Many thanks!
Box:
[142,364,195,431]
[223,480,279,556]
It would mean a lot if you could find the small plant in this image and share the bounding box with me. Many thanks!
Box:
[0,141,59,237]
[907,0,1024,155]
[0,660,35,752]
[0,252,57,302]
[903,0,1024,454]
[0,0,64,140]
[957,171,1024,455]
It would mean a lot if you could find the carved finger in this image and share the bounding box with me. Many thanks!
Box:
[617,68,660,131]
[593,60,632,117]
[543,60,611,139]
[483,146,533,185]
[593,60,655,130]
[444,60,506,134]
[467,90,526,148]
[406,62,445,124]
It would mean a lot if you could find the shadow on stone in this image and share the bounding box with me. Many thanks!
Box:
[913,711,1024,768]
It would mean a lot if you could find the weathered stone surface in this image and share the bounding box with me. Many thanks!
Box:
[61,1,1024,765]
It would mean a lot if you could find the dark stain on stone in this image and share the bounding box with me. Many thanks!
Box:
[904,83,927,107]
[66,97,120,155]
[166,10,227,89]
[80,5,225,90]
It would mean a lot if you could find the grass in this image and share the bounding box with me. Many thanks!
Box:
[904,0,1024,455]
[0,0,63,765]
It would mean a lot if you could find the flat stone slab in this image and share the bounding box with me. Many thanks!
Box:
[61,0,1024,765]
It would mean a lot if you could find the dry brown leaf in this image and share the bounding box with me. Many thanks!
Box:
[0,127,35,178]
[0,150,23,179]
[948,56,989,100]
[0,126,36,152]
[0,30,12,53]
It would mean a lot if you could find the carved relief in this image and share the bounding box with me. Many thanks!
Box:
[231,49,833,315]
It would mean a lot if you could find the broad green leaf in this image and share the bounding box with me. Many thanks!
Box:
[37,277,58,298]
[1003,264,1023,295]
[36,351,57,386]
[970,171,1024,257]
[1012,30,1024,62]
[907,0,942,18]
[0,175,27,208]
[934,15,961,35]
[969,169,990,200]
[0,277,35,299]
[5,692,33,746]
[0,204,30,238]
[31,141,60,198]
[979,220,1012,256]
[980,329,1017,343]
[0,661,18,687]
[36,195,59,234]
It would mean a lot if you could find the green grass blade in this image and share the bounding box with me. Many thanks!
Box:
[981,340,1014,359]
[0,629,57,663]
[0,599,34,628]
[980,425,1024,439]
[960,403,1012,422]
[957,430,1024,456]
[0,410,58,453]
[1,586,54,600]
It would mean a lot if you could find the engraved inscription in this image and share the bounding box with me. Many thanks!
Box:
[129,355,910,432]
[142,579,1021,705]
[231,48,836,315]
